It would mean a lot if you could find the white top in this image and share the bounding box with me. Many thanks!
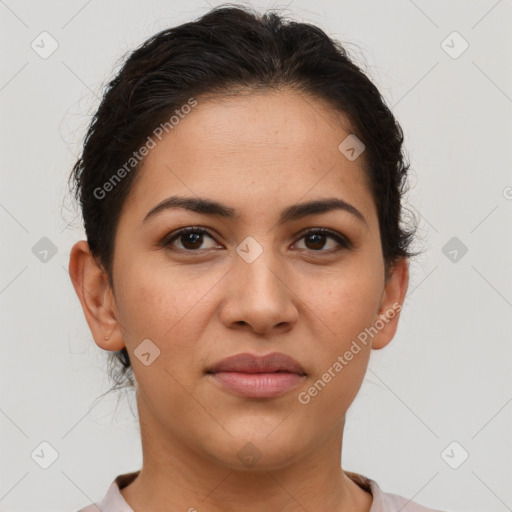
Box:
[76,470,445,511]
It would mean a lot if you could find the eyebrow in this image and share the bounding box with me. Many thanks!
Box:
[142,195,368,227]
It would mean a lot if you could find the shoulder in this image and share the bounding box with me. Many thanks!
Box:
[75,505,101,512]
[74,471,139,512]
[346,472,447,512]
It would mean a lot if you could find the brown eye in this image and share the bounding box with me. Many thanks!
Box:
[164,228,219,251]
[178,231,204,250]
[304,233,329,250]
[294,229,351,252]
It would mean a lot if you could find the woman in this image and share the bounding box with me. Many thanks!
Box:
[68,4,443,511]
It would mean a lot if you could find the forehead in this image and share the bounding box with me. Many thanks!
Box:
[122,89,377,226]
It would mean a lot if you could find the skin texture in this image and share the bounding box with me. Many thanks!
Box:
[69,88,409,512]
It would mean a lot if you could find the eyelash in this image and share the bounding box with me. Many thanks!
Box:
[161,226,352,254]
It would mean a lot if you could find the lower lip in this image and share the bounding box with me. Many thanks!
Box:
[209,371,306,398]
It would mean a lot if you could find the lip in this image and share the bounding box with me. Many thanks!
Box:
[206,352,307,398]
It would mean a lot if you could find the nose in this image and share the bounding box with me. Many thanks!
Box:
[219,247,299,336]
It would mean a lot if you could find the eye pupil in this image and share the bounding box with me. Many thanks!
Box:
[306,233,326,250]
[182,232,202,249]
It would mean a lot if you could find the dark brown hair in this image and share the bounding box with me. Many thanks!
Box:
[68,3,418,392]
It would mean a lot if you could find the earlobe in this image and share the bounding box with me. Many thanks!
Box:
[68,240,125,352]
[371,258,409,350]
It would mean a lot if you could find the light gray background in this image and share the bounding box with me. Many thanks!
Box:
[1,1,511,511]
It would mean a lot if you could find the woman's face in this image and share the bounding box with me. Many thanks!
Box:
[72,89,408,471]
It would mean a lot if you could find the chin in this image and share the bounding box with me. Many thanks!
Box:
[201,431,309,472]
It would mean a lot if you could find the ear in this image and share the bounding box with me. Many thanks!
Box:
[371,258,409,350]
[68,240,125,352]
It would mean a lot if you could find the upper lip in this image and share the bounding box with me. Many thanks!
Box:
[207,352,307,375]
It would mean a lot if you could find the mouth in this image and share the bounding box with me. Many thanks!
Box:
[206,352,307,398]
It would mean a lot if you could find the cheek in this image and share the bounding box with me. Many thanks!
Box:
[115,257,209,338]
[113,262,223,383]
[310,264,382,343]
[301,265,381,403]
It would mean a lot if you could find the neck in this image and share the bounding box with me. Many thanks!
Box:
[120,394,372,512]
